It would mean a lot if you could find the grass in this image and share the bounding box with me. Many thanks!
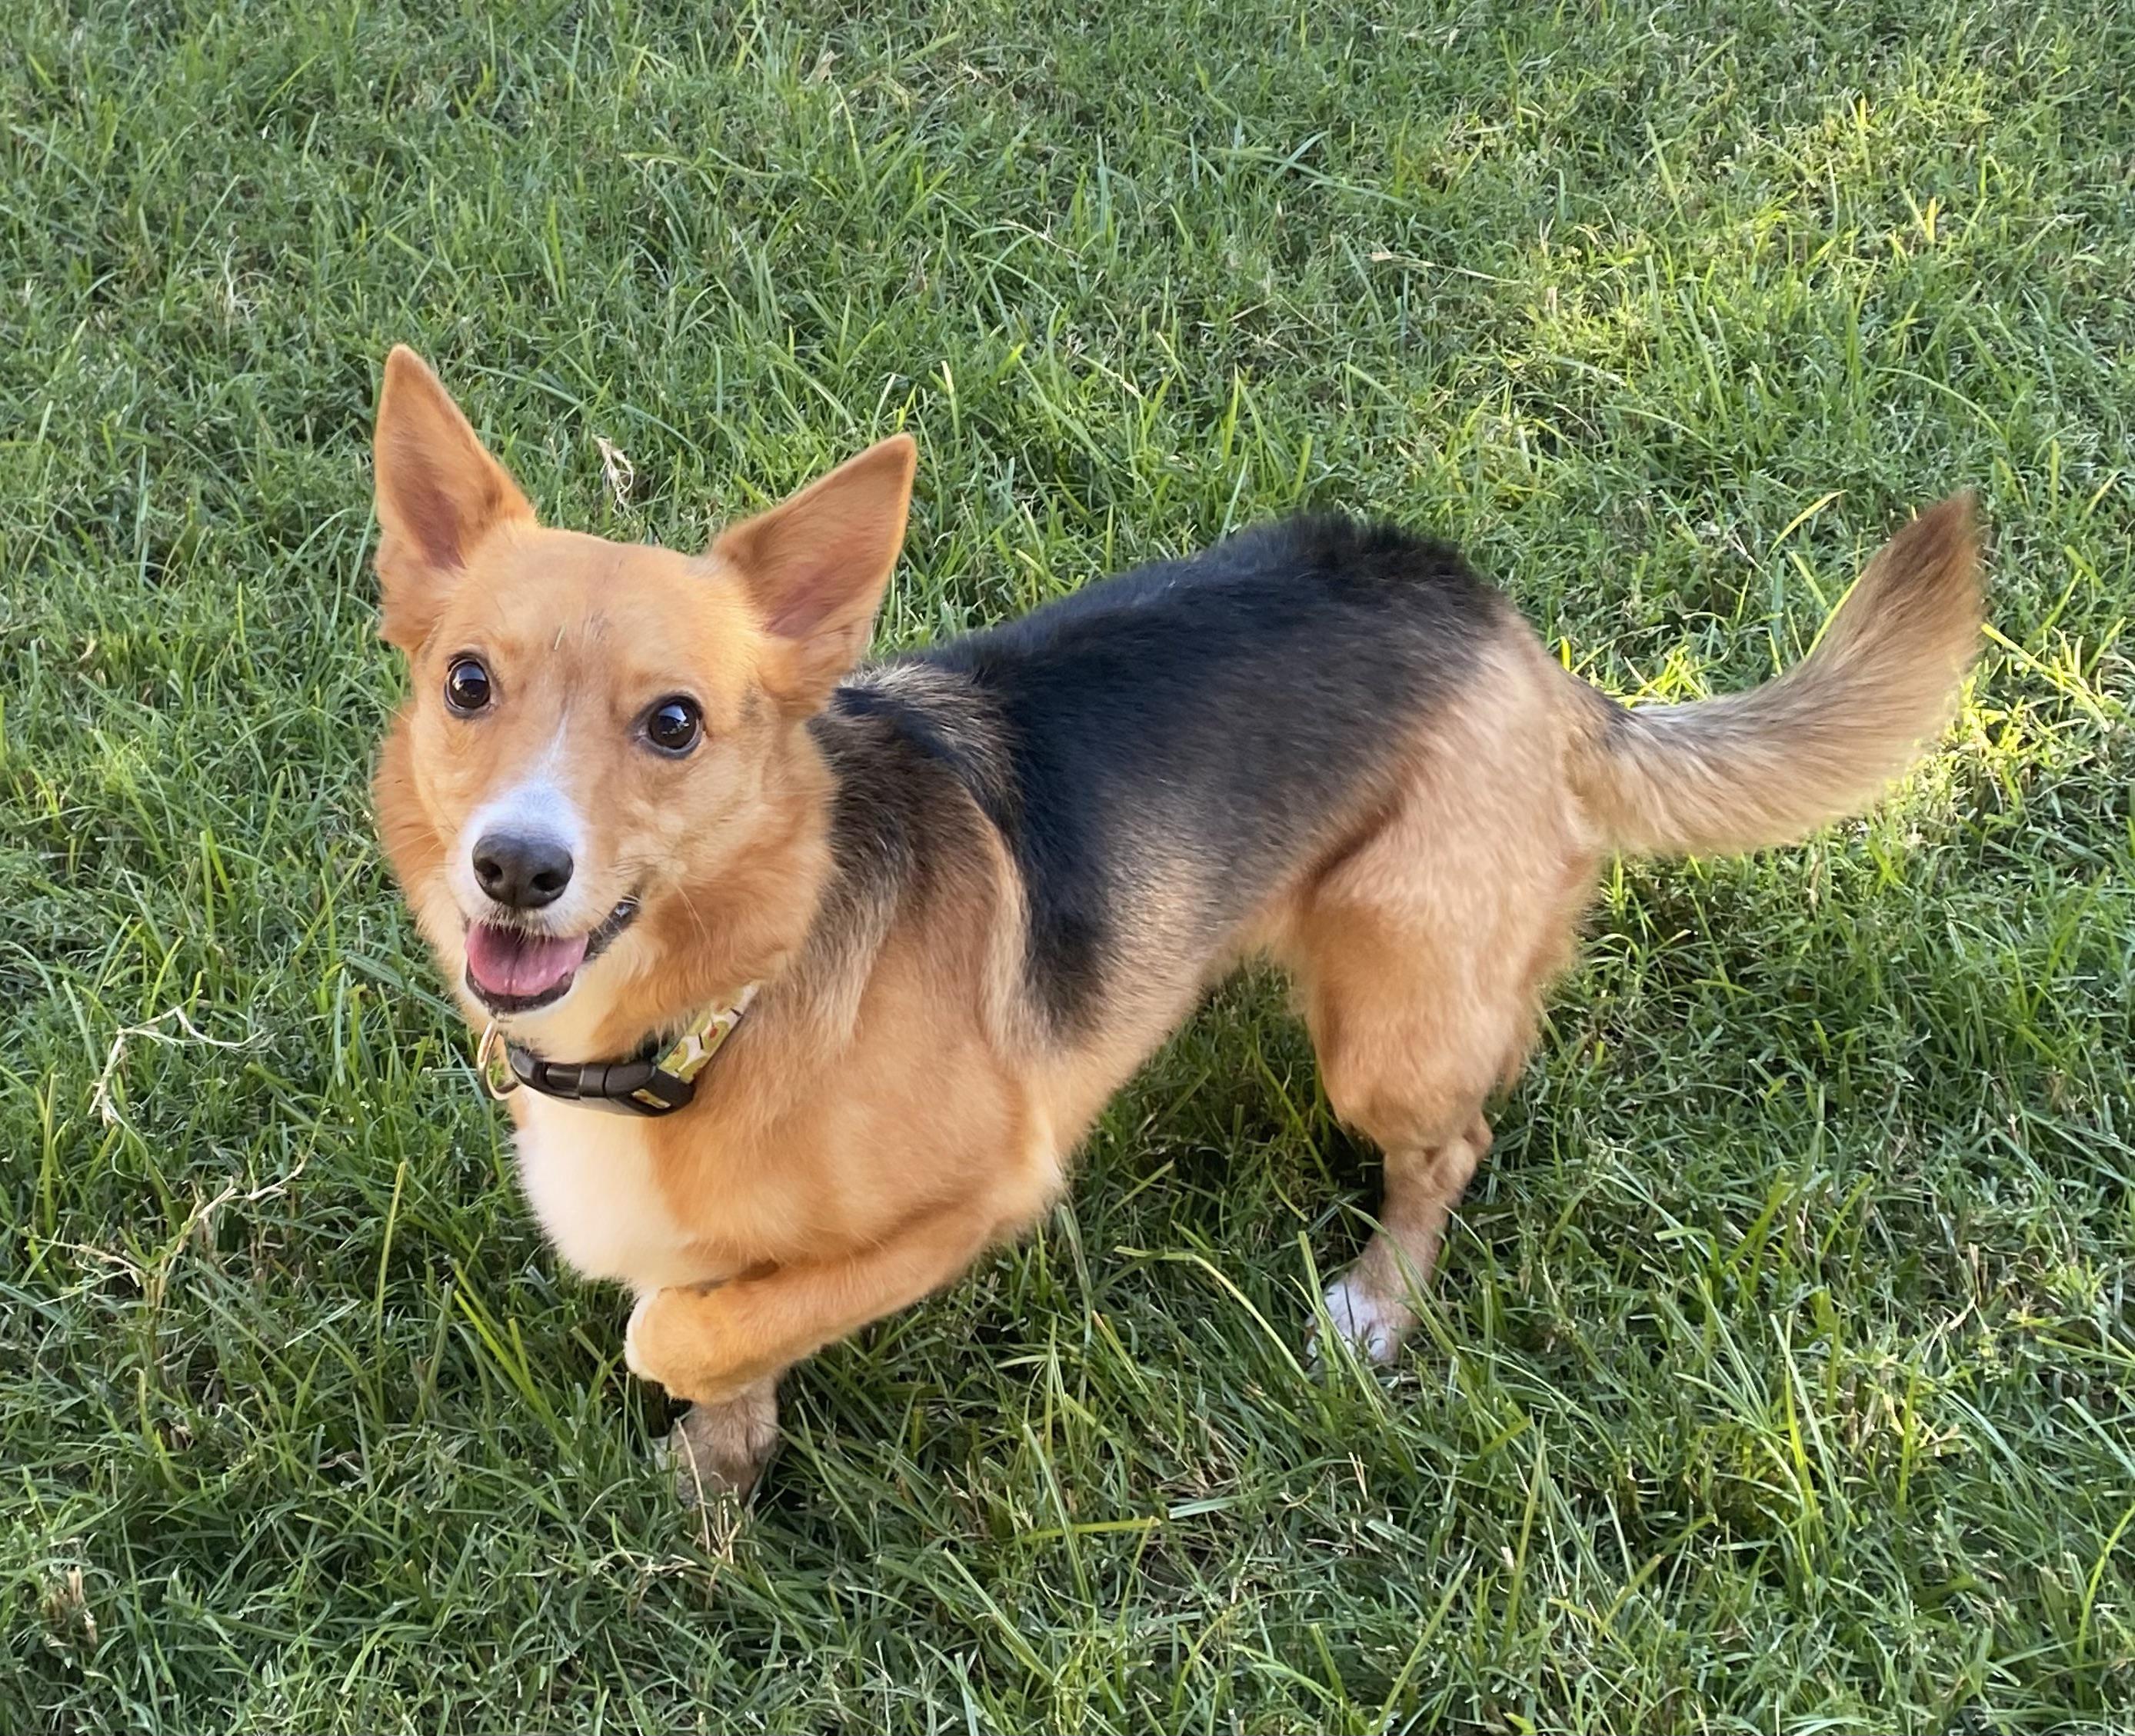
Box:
[3,0,2133,1727]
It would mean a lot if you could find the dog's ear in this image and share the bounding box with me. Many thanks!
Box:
[372,345,535,651]
[714,435,918,711]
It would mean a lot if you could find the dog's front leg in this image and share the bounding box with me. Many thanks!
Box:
[626,1197,1008,1410]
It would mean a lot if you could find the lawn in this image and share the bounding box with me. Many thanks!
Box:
[4,0,2133,1728]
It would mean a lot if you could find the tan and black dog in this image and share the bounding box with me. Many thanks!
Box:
[370,345,1982,1498]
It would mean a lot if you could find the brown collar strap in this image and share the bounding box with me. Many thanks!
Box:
[475,987,758,1118]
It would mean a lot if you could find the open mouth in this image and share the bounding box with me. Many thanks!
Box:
[463,898,640,1015]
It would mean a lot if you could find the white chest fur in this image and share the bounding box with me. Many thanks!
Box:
[511,1095,719,1294]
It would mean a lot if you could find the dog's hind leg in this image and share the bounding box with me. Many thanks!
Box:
[1297,913,1514,1364]
[1282,688,1597,1364]
[1319,1113,1494,1363]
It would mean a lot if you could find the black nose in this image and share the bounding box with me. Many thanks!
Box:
[471,832,574,910]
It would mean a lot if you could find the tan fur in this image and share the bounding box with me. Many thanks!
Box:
[370,347,1983,1498]
[1570,495,1983,855]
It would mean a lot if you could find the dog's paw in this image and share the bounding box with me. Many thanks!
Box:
[660,1387,781,1507]
[626,1285,720,1394]
[624,1291,661,1384]
[1314,1271,1416,1367]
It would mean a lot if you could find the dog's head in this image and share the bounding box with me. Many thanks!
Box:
[370,346,915,1040]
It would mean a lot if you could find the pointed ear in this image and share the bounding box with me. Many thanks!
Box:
[713,435,918,710]
[372,345,535,650]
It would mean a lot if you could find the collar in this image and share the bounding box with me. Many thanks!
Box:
[475,986,758,1118]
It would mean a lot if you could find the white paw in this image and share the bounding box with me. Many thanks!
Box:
[624,1292,655,1381]
[1317,1271,1413,1366]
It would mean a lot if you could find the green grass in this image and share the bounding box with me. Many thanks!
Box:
[4,0,2133,1728]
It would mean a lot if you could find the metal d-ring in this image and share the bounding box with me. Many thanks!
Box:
[476,1021,519,1101]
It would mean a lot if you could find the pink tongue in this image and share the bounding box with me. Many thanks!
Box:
[465,923,590,1000]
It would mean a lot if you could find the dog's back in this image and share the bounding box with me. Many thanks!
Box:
[828,517,1512,1038]
[821,501,1979,1081]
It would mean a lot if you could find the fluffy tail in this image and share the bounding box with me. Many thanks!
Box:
[1574,494,1983,856]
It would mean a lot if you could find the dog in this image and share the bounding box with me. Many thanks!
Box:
[369,345,1983,1498]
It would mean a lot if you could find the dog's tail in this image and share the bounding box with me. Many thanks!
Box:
[1572,495,1983,857]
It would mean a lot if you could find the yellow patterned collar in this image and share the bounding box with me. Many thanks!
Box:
[476,986,758,1118]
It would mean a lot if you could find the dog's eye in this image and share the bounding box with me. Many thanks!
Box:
[444,657,492,715]
[644,696,703,755]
